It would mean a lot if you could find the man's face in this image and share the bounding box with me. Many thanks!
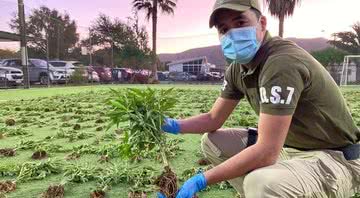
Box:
[214,9,267,42]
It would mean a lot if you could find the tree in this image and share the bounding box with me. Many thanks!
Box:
[329,22,360,54]
[9,6,79,60]
[89,14,134,66]
[264,0,301,38]
[0,49,18,59]
[311,47,348,67]
[84,13,152,68]
[132,0,177,78]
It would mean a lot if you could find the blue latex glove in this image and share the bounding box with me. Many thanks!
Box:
[176,173,207,198]
[157,192,166,198]
[161,117,180,135]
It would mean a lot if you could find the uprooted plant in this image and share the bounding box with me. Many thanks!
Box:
[17,159,63,182]
[41,180,68,198]
[108,88,178,197]
[41,163,102,198]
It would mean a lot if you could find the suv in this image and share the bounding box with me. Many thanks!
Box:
[2,59,67,85]
[0,66,23,86]
[49,61,84,77]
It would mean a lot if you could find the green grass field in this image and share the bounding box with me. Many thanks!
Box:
[0,84,359,198]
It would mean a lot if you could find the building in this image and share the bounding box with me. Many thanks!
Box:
[167,56,216,76]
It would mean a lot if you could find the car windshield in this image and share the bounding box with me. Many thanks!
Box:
[50,62,66,67]
[30,59,50,67]
[73,62,84,67]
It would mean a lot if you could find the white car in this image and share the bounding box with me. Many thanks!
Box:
[49,61,83,77]
[0,66,23,86]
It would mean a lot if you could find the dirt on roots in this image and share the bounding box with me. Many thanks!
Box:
[41,185,64,198]
[5,119,15,126]
[128,192,147,198]
[90,190,106,198]
[65,152,80,161]
[154,166,178,198]
[32,150,48,160]
[0,149,16,157]
[0,181,16,193]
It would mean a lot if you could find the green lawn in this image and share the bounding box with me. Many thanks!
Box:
[0,84,240,198]
[0,84,220,101]
[0,84,359,198]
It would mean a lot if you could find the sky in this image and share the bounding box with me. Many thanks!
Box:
[0,0,359,54]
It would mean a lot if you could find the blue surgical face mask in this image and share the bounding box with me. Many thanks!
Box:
[220,26,261,64]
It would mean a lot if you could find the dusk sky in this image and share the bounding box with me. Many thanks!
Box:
[0,0,359,53]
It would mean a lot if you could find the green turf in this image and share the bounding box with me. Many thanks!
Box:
[0,84,221,101]
[0,84,359,198]
[0,84,240,198]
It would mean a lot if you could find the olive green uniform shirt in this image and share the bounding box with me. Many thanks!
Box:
[221,32,360,149]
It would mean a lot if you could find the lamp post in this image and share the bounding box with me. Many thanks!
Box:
[18,0,30,89]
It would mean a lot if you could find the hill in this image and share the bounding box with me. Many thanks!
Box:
[159,37,330,66]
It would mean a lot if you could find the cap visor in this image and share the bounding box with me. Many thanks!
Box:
[209,4,251,28]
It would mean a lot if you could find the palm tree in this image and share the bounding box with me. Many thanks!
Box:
[132,0,177,79]
[264,0,301,38]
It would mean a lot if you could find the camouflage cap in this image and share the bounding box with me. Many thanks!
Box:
[209,0,262,28]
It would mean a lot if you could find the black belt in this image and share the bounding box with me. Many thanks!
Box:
[246,127,258,147]
[332,143,360,160]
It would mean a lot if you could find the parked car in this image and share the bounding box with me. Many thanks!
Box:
[1,59,67,85]
[197,72,223,81]
[157,71,167,81]
[84,66,100,82]
[111,68,138,82]
[0,66,23,86]
[169,72,197,81]
[91,66,112,83]
[49,61,83,77]
[130,69,152,84]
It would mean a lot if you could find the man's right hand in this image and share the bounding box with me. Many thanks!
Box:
[161,117,180,135]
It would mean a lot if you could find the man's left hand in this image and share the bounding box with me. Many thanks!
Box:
[178,173,208,198]
[157,173,207,198]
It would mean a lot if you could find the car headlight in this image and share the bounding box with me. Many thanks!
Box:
[52,71,61,76]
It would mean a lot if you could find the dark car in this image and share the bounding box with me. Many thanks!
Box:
[91,66,112,83]
[111,68,132,82]
[157,71,167,81]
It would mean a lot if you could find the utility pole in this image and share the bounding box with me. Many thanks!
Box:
[89,28,92,65]
[18,0,29,89]
[57,23,60,60]
[111,41,114,67]
[46,30,50,87]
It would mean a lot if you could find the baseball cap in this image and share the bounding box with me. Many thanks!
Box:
[209,0,262,28]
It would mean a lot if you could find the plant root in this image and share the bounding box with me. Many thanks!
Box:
[32,150,48,160]
[90,190,105,198]
[0,181,16,193]
[155,166,177,198]
[0,149,16,157]
[41,184,64,198]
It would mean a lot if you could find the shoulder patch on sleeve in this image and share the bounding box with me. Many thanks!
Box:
[221,80,228,91]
